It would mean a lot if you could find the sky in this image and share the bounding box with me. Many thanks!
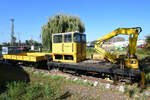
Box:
[0,0,150,44]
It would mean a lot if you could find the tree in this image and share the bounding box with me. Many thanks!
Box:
[2,42,10,46]
[146,35,150,49]
[41,13,85,51]
[25,40,41,46]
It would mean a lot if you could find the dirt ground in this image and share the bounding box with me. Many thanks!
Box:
[28,68,135,100]
[63,83,130,100]
[29,72,131,100]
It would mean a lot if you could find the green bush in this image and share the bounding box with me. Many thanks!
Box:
[86,48,97,58]
[0,81,60,100]
[136,48,150,55]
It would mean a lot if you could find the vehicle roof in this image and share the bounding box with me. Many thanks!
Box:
[52,32,85,36]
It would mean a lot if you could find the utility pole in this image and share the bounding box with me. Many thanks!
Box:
[10,19,16,46]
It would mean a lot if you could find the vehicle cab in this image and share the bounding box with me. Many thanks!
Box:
[52,32,86,63]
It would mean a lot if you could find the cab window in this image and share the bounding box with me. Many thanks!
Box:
[53,35,62,43]
[74,33,81,42]
[64,34,72,42]
[82,34,86,42]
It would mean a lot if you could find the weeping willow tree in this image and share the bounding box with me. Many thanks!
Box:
[41,13,85,52]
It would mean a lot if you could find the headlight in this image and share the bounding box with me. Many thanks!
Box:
[130,60,136,64]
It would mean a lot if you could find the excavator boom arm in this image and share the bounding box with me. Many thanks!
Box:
[94,27,142,63]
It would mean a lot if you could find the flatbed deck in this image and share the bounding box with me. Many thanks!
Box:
[3,52,52,62]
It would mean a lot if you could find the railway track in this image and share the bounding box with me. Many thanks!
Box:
[22,65,118,86]
[21,63,136,86]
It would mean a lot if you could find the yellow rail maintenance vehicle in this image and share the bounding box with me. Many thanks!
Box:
[2,29,145,85]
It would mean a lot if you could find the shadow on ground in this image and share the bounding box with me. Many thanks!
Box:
[56,91,72,100]
[0,62,30,94]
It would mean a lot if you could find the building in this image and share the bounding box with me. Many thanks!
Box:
[87,39,146,50]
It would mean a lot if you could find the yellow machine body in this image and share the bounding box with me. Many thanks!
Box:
[52,32,86,63]
[124,58,139,69]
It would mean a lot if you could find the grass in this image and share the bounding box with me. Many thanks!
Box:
[0,68,64,100]
[128,87,137,97]
[0,81,61,100]
[136,48,150,59]
[0,64,61,100]
[145,73,150,85]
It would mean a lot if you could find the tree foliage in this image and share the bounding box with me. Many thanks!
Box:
[41,13,85,51]
[146,35,150,49]
[25,39,42,46]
